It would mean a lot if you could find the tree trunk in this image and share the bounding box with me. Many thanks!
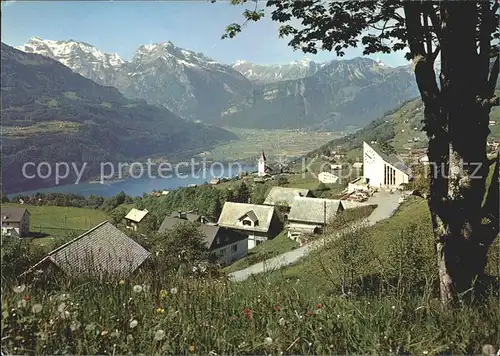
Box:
[406,2,499,305]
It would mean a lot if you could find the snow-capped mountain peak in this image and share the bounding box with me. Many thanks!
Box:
[17,37,124,68]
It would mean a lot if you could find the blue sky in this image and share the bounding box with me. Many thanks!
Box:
[2,1,408,66]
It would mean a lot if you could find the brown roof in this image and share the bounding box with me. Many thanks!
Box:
[199,224,247,250]
[1,207,29,223]
[22,221,150,278]
[158,216,187,232]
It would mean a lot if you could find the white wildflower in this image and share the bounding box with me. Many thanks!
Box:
[264,337,273,345]
[154,329,166,341]
[59,293,70,301]
[129,319,138,329]
[423,351,429,355]
[278,317,286,326]
[133,285,143,293]
[13,284,26,294]
[391,305,396,310]
[170,287,178,295]
[32,304,43,314]
[17,299,27,308]
[70,321,81,331]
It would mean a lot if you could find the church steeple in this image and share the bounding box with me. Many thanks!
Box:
[258,151,266,176]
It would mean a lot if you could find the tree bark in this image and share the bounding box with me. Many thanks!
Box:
[406,2,499,305]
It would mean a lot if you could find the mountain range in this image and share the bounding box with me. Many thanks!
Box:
[17,38,420,131]
[1,43,237,193]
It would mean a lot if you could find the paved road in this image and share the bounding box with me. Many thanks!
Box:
[228,191,402,282]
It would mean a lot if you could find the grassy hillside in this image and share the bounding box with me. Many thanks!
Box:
[3,197,499,354]
[3,203,108,250]
[1,43,237,193]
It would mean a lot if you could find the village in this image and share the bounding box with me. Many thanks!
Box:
[2,141,418,276]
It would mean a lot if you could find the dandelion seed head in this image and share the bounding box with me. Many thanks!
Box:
[57,303,66,313]
[170,287,178,295]
[32,304,43,314]
[70,321,81,331]
[13,284,26,294]
[133,285,143,293]
[154,329,166,341]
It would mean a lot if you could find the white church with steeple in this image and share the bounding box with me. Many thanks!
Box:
[258,151,267,177]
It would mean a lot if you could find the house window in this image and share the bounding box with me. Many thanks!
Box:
[242,220,251,226]
[231,244,238,253]
[219,248,226,256]
[254,220,259,226]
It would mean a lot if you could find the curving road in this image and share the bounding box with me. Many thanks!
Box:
[228,191,403,282]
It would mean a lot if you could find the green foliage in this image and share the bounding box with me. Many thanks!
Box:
[2,198,499,354]
[143,222,216,277]
[138,213,158,234]
[109,207,127,225]
[138,185,228,224]
[234,182,250,203]
[276,175,289,186]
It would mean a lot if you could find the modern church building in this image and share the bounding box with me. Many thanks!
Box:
[362,141,411,188]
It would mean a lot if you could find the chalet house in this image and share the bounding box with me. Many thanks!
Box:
[362,141,411,189]
[287,197,344,240]
[1,207,30,237]
[318,172,339,184]
[200,224,248,266]
[21,221,150,278]
[209,178,221,185]
[263,187,312,210]
[124,208,149,231]
[157,210,209,232]
[157,216,248,266]
[217,202,281,249]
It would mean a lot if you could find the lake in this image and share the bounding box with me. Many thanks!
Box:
[9,164,255,198]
